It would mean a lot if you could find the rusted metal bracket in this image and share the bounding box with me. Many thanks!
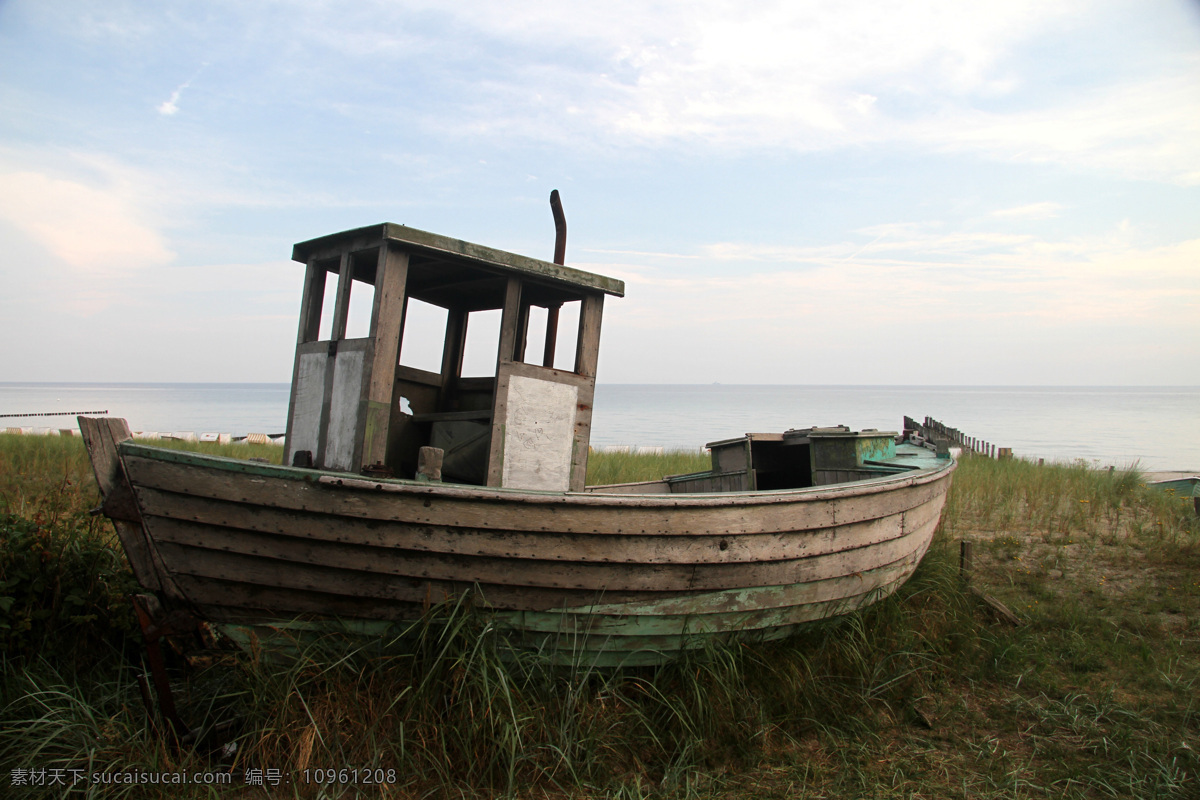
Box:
[130,593,201,741]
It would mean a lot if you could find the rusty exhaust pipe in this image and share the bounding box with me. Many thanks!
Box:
[550,189,566,265]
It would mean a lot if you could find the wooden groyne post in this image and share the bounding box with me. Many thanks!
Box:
[904,416,1007,459]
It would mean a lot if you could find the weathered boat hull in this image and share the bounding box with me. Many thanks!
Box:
[1147,476,1200,517]
[86,418,955,666]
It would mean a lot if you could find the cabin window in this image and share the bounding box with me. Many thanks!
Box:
[460,309,502,377]
[522,305,549,366]
[554,300,580,372]
[517,301,581,371]
[343,278,375,340]
[397,298,448,374]
[316,270,340,341]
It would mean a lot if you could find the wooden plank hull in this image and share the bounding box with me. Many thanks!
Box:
[106,441,954,666]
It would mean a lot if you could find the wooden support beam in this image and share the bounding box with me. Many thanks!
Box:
[543,303,560,368]
[970,586,1022,626]
[131,594,197,741]
[960,539,1021,625]
[362,245,410,468]
[486,278,525,490]
[575,294,604,378]
[514,300,532,363]
[329,251,354,342]
[496,277,523,365]
[285,259,328,461]
[296,259,328,344]
[440,308,468,402]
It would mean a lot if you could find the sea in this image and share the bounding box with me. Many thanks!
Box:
[1,383,1197,472]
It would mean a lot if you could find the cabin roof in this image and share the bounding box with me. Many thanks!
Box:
[292,223,625,298]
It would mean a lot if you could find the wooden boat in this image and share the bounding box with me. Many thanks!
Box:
[82,202,956,666]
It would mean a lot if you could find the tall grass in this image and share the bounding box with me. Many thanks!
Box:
[2,436,1198,798]
[586,449,711,486]
[1,539,990,797]
[0,433,281,519]
[2,547,982,798]
[0,434,98,520]
[942,454,1196,543]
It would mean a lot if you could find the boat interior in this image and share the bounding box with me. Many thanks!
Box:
[586,426,938,495]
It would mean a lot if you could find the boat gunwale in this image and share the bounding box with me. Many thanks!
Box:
[118,440,956,508]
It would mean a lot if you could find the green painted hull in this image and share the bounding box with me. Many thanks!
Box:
[1147,476,1200,517]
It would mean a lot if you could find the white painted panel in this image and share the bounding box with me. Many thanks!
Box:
[502,375,578,492]
[288,351,327,461]
[326,348,365,472]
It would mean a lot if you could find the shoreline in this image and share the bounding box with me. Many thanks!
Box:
[2,428,1198,476]
[1146,470,1200,481]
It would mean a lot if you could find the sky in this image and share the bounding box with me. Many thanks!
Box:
[0,0,1197,385]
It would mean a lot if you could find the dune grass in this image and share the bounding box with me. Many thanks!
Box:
[1,435,1197,798]
[586,449,711,486]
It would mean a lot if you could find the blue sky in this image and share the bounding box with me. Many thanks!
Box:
[1,0,1197,384]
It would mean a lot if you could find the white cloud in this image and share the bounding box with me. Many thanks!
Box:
[0,169,173,273]
[2,257,303,381]
[157,67,205,116]
[694,225,1040,265]
[582,225,1199,336]
[991,202,1064,219]
[32,1,1198,185]
[849,94,877,115]
[332,1,1198,185]
[921,74,1200,185]
[158,90,182,115]
[284,0,1086,154]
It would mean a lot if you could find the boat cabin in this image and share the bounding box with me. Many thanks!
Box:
[282,223,624,491]
[586,426,913,495]
[672,426,908,491]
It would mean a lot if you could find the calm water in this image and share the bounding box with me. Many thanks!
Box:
[0,383,292,438]
[591,385,1200,471]
[2,383,1197,471]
